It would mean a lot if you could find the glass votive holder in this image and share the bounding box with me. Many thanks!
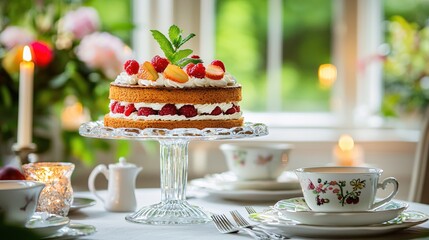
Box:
[22,162,74,216]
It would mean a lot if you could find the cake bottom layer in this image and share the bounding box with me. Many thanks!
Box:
[104,114,244,129]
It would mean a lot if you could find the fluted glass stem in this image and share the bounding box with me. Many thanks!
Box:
[159,139,188,202]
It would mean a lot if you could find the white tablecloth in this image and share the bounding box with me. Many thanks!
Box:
[70,188,429,240]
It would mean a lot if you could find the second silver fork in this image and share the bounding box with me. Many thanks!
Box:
[231,209,289,240]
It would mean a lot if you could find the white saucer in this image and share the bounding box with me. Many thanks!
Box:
[249,208,429,238]
[189,172,302,201]
[200,171,300,191]
[43,223,97,240]
[25,212,70,237]
[273,197,408,226]
[70,197,96,212]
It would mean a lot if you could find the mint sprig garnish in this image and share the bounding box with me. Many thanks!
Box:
[151,25,202,67]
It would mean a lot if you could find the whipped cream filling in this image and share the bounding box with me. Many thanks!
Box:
[115,71,237,88]
[109,101,242,121]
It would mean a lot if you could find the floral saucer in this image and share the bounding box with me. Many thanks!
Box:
[26,212,70,237]
[273,197,408,226]
[249,208,429,238]
[70,197,96,212]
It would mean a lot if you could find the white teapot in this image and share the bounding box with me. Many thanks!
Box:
[88,157,142,212]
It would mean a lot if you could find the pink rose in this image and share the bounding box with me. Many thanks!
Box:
[60,7,100,39]
[75,32,132,79]
[0,26,35,49]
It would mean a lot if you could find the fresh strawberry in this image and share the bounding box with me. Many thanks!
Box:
[188,63,205,78]
[211,60,225,72]
[123,60,140,75]
[159,104,178,116]
[115,104,125,114]
[151,55,169,72]
[234,105,241,112]
[179,105,197,118]
[138,107,157,116]
[110,101,118,113]
[225,107,236,115]
[210,106,222,115]
[191,55,200,59]
[185,63,195,76]
[124,104,136,117]
[137,61,159,81]
[164,64,189,83]
[205,64,224,80]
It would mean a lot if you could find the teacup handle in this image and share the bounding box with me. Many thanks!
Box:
[88,164,109,204]
[371,177,399,209]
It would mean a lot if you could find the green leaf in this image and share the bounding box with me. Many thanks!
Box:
[172,49,193,64]
[151,30,174,60]
[116,140,130,159]
[176,57,203,68]
[0,86,12,108]
[168,25,181,48]
[177,33,196,49]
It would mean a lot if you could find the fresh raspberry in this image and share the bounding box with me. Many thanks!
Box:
[123,60,140,75]
[210,106,222,115]
[124,104,136,117]
[188,63,205,78]
[179,105,197,118]
[211,60,225,72]
[138,107,157,116]
[191,55,200,59]
[159,104,178,116]
[110,101,118,113]
[225,107,236,115]
[151,55,169,73]
[185,63,195,76]
[114,104,125,114]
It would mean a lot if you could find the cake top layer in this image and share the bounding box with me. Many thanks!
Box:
[114,25,237,88]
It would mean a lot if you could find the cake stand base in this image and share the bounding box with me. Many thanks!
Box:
[125,200,211,225]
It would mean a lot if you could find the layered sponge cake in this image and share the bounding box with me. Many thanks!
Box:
[104,25,243,129]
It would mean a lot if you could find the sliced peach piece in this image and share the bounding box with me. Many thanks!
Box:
[137,61,159,81]
[164,64,189,83]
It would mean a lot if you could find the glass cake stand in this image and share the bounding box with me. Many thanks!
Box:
[79,121,268,225]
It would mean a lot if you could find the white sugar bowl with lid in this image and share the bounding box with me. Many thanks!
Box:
[88,157,142,212]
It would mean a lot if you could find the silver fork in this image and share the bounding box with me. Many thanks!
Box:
[240,207,290,240]
[211,214,270,240]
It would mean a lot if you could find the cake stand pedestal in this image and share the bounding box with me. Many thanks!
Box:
[79,121,268,225]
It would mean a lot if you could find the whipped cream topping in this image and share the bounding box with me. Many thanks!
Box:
[114,72,237,88]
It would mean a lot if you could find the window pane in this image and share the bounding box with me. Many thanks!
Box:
[215,0,332,112]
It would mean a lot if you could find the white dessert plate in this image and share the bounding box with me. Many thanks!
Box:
[249,208,429,238]
[189,173,302,201]
[26,212,70,237]
[43,223,97,240]
[273,197,408,226]
[70,197,96,212]
[199,171,300,191]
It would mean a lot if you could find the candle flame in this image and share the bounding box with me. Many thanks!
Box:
[23,45,32,62]
[339,134,354,151]
[318,64,337,88]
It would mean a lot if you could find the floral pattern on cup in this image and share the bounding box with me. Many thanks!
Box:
[232,150,247,166]
[308,178,366,207]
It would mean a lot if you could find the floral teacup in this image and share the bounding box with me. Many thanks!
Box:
[220,142,293,180]
[294,167,399,212]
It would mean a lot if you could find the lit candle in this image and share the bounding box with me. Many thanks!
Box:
[333,134,364,166]
[17,46,35,147]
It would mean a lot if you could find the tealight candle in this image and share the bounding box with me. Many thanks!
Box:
[333,134,364,166]
[17,46,35,147]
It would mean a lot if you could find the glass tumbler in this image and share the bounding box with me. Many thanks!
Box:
[22,162,74,216]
